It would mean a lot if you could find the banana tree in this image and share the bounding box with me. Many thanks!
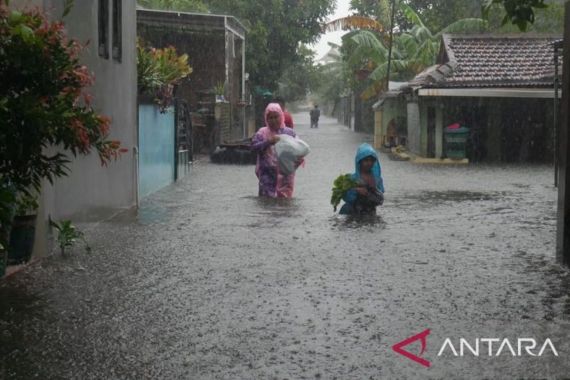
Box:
[326,1,487,99]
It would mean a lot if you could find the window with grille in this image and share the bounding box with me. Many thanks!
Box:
[112,0,122,62]
[98,0,109,59]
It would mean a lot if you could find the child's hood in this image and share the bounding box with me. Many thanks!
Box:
[354,143,382,180]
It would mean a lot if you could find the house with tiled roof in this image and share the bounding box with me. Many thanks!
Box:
[375,34,561,163]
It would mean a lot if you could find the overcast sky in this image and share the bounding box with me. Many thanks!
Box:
[309,0,352,60]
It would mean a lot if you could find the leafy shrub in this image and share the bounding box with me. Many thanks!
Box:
[137,38,192,111]
[0,3,127,194]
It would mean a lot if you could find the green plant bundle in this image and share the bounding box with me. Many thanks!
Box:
[331,173,359,212]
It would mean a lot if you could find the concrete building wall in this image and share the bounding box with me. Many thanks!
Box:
[43,0,138,221]
[9,0,42,7]
[407,101,421,155]
[10,1,139,258]
[373,110,383,149]
[435,106,444,158]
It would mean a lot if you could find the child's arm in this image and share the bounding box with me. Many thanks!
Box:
[377,176,385,193]
[343,188,358,204]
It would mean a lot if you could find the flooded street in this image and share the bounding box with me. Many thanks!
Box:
[2,114,570,379]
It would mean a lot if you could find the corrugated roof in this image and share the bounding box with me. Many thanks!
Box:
[137,8,247,37]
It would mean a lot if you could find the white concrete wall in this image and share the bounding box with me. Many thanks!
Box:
[435,106,444,158]
[407,102,421,155]
[9,0,43,7]
[46,0,137,219]
[42,0,138,221]
[9,1,139,258]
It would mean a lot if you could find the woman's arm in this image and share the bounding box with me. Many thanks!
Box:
[251,132,272,152]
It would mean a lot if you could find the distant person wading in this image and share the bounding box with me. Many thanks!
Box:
[310,104,320,128]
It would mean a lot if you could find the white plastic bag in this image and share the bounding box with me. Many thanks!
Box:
[274,135,310,175]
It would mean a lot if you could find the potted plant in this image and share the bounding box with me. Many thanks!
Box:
[0,182,16,277]
[137,39,192,112]
[7,194,38,264]
[213,82,226,103]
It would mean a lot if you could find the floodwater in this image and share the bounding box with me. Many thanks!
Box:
[1,114,570,379]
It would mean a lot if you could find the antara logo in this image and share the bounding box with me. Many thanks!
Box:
[392,329,432,368]
[437,338,559,357]
[392,330,559,368]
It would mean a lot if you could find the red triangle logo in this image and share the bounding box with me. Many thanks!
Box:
[392,329,431,368]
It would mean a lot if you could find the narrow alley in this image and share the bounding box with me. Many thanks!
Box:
[1,114,569,379]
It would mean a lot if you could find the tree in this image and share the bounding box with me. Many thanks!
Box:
[202,0,335,91]
[311,43,350,101]
[350,0,392,26]
[277,45,320,102]
[401,0,482,32]
[482,0,548,31]
[137,0,334,93]
[486,0,564,33]
[327,1,486,99]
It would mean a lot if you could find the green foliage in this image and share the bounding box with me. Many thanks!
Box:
[49,219,91,256]
[213,81,225,96]
[0,4,127,197]
[62,0,75,17]
[15,194,38,216]
[331,174,359,212]
[400,0,559,33]
[482,0,547,31]
[216,0,334,90]
[309,40,354,109]
[138,0,208,12]
[277,45,321,102]
[0,182,16,249]
[486,0,563,33]
[398,0,483,32]
[334,1,486,100]
[137,39,192,110]
[141,0,334,92]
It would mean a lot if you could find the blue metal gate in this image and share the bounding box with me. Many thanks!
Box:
[138,104,175,199]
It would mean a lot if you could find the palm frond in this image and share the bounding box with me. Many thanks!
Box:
[399,2,426,30]
[324,15,386,33]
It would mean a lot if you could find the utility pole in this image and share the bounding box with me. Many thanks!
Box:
[385,0,397,91]
[557,1,570,267]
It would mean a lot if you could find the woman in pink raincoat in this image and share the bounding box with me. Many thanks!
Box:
[251,103,302,198]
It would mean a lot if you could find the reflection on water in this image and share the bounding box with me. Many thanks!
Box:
[330,213,386,230]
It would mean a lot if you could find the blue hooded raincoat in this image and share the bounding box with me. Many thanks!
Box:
[339,143,385,214]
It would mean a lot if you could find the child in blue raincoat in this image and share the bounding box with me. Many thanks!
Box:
[339,143,385,215]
